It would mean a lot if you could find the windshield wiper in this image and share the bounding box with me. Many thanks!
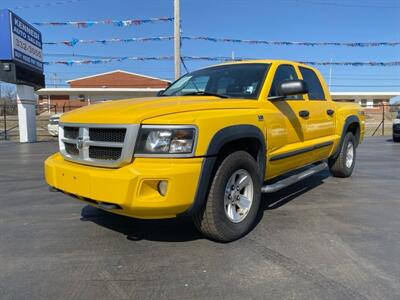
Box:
[181,91,230,98]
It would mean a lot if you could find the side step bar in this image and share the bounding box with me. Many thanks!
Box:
[261,162,328,193]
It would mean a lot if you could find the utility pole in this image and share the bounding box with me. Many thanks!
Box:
[52,72,58,88]
[174,0,181,79]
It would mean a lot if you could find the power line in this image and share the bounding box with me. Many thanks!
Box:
[323,73,400,78]
[289,0,400,8]
[331,84,400,87]
[330,78,400,81]
[14,0,86,10]
[225,0,400,8]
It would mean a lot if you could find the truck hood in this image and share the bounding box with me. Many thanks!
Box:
[60,96,258,124]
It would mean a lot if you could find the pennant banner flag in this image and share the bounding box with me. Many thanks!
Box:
[44,36,174,47]
[181,36,400,47]
[43,56,400,67]
[44,35,400,47]
[34,17,174,28]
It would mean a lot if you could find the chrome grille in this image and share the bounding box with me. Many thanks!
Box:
[59,123,139,168]
[64,142,79,156]
[89,146,122,160]
[64,126,79,139]
[89,128,126,143]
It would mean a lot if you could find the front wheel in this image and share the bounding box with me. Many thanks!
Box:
[328,132,356,178]
[193,151,261,242]
[393,135,400,143]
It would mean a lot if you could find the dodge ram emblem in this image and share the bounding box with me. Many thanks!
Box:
[76,137,84,150]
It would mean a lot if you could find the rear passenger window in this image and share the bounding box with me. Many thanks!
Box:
[269,65,302,100]
[299,67,325,100]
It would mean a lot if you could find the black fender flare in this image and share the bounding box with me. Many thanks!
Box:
[331,115,360,160]
[180,125,266,216]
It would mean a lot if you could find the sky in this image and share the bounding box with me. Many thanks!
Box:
[1,0,400,92]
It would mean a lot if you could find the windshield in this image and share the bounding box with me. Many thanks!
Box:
[162,63,270,99]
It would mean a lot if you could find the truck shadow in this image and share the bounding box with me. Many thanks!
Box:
[80,205,203,242]
[80,170,330,242]
[261,170,330,210]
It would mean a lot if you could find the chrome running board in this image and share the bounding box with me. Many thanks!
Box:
[261,162,328,193]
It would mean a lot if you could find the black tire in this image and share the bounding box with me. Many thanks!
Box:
[328,132,356,178]
[193,151,262,242]
[393,135,400,143]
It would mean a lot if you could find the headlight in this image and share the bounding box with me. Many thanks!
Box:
[135,125,197,156]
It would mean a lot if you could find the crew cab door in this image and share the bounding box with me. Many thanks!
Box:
[265,64,310,176]
[298,66,336,160]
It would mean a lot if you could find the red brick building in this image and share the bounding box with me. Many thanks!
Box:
[36,70,170,112]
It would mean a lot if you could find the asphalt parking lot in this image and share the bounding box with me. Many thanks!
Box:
[0,137,399,300]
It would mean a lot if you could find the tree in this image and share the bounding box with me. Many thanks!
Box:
[0,84,17,116]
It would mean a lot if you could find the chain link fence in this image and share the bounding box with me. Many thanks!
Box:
[0,104,58,141]
[362,104,400,137]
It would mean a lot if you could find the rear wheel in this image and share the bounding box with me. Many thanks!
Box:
[193,151,261,242]
[393,135,400,143]
[328,132,356,178]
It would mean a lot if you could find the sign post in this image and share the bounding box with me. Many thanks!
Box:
[0,9,44,143]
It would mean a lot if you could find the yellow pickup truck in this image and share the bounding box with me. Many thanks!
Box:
[45,60,365,242]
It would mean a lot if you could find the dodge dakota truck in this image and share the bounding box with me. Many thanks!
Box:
[45,60,365,242]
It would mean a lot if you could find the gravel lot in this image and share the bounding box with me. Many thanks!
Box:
[0,137,399,299]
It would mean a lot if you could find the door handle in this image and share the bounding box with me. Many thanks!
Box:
[299,110,310,118]
[327,109,335,116]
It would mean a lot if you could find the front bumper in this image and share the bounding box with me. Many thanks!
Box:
[45,153,203,219]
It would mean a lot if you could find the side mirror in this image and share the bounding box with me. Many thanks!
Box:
[157,90,165,97]
[269,80,308,101]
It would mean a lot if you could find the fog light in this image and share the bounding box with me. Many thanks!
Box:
[157,180,168,196]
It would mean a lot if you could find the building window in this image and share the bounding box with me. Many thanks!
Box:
[360,99,367,107]
[373,99,382,108]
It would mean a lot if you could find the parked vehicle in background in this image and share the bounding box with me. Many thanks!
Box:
[45,60,365,242]
[393,111,400,142]
[47,113,62,137]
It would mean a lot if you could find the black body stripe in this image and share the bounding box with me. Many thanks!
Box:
[269,141,333,161]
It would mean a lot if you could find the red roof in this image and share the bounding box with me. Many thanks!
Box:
[67,70,170,89]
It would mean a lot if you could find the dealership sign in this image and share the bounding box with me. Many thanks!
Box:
[0,9,43,72]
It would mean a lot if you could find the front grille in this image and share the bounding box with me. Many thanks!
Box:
[59,124,139,168]
[65,142,79,156]
[89,146,122,160]
[64,127,79,139]
[89,128,126,143]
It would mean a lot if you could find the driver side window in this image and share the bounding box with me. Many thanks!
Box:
[269,65,303,100]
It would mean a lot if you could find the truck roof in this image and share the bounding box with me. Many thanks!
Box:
[213,59,313,69]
